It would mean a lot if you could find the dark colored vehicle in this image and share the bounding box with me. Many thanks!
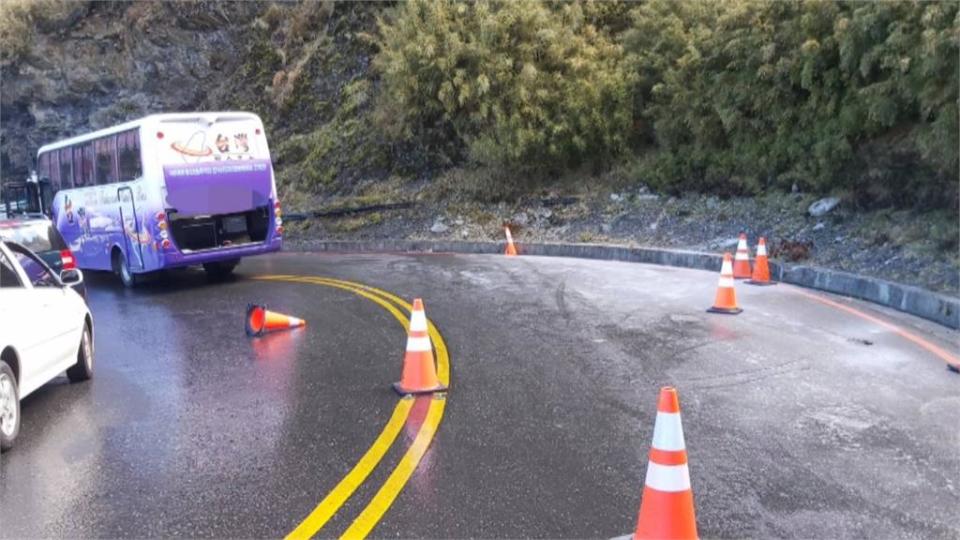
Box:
[0,216,85,300]
[1,180,52,217]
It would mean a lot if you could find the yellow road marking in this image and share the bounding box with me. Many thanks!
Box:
[285,398,413,540]
[253,275,449,539]
[260,275,450,386]
[341,396,447,540]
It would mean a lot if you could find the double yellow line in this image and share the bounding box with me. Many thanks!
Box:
[253,275,450,540]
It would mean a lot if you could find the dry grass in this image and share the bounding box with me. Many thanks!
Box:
[0,0,82,63]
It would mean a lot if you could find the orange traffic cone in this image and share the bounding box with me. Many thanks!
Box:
[747,237,775,286]
[504,226,518,256]
[732,233,751,279]
[245,304,306,336]
[633,387,698,540]
[707,253,742,314]
[393,298,447,395]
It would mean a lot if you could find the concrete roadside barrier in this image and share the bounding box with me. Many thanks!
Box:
[292,240,960,329]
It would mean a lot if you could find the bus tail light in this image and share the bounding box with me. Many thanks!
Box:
[156,212,174,249]
[274,201,283,235]
[60,249,76,270]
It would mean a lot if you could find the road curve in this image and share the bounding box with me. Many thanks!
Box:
[1,252,957,539]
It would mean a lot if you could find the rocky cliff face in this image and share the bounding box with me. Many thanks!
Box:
[0,0,392,196]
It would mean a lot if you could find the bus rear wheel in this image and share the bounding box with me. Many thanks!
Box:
[203,259,240,280]
[113,249,139,288]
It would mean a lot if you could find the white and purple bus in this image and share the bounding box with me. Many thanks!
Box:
[35,112,283,286]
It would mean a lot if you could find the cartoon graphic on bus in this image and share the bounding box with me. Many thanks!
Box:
[170,130,213,162]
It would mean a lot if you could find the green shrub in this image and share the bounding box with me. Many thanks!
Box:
[622,0,959,207]
[372,0,634,176]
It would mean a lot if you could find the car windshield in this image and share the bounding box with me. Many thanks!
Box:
[0,221,65,253]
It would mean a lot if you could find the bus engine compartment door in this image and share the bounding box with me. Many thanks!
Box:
[117,186,144,270]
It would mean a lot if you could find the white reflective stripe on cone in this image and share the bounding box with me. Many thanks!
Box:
[406,336,432,352]
[644,461,692,492]
[410,310,428,332]
[650,412,686,451]
[505,228,514,242]
[720,261,734,275]
[757,244,767,256]
[290,318,304,327]
[735,250,749,260]
[717,277,735,288]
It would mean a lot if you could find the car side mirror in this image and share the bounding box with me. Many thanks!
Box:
[60,268,84,288]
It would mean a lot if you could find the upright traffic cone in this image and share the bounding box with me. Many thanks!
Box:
[707,253,742,314]
[393,299,447,395]
[245,304,306,336]
[634,387,698,540]
[732,233,751,279]
[504,226,518,256]
[747,237,775,286]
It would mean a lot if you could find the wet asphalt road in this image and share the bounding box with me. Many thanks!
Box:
[1,252,958,539]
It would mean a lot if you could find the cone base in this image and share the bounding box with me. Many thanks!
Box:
[392,382,448,395]
[746,279,777,286]
[707,306,743,314]
[948,363,960,374]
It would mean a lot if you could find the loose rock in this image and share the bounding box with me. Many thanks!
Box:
[809,197,841,217]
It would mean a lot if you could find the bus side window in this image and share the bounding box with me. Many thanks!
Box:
[38,153,56,191]
[83,143,95,186]
[95,137,116,185]
[118,129,142,181]
[73,146,85,188]
[50,150,63,189]
[59,148,73,189]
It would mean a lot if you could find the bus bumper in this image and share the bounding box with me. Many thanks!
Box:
[161,236,282,268]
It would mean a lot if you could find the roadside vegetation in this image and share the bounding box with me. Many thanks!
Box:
[371,0,958,210]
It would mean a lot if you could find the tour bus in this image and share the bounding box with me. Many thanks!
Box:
[35,112,283,286]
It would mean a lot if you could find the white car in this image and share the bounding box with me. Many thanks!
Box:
[0,240,93,452]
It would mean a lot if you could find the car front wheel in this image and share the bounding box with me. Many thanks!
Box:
[0,360,20,452]
[67,324,94,383]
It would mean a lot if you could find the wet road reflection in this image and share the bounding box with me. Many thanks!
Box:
[1,266,403,537]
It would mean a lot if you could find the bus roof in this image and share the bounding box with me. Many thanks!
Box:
[36,111,264,156]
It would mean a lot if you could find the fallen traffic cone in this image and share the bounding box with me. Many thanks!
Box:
[245,304,306,336]
[393,298,447,395]
[633,387,698,540]
[747,237,775,286]
[707,253,742,314]
[504,226,518,256]
[732,233,751,279]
